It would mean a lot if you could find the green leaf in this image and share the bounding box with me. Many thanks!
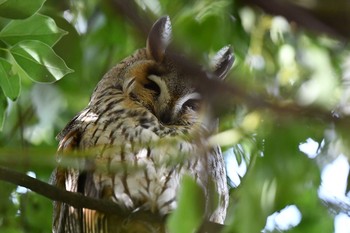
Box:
[167,175,205,233]
[0,92,7,130]
[0,0,46,19]
[0,14,67,46]
[23,192,52,231]
[0,58,20,100]
[10,40,73,83]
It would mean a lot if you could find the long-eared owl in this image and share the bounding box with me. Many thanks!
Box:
[52,16,234,233]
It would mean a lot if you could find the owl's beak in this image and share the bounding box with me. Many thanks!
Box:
[159,111,173,124]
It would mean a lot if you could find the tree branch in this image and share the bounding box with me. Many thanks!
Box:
[105,0,348,128]
[244,0,350,40]
[0,166,228,232]
[0,166,127,216]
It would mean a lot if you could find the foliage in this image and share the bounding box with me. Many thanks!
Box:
[167,175,206,233]
[0,0,349,232]
[0,0,72,131]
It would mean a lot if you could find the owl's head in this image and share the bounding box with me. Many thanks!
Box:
[93,16,234,129]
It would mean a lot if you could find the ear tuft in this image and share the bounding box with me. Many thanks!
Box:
[146,16,172,62]
[210,45,234,80]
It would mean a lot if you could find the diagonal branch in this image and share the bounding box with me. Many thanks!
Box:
[244,0,346,41]
[0,165,128,216]
[0,166,227,233]
[105,0,347,128]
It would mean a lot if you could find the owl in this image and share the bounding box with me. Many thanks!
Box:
[51,16,234,233]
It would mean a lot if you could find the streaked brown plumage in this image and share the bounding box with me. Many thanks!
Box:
[51,16,234,233]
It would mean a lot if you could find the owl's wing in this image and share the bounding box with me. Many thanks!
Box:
[51,126,83,233]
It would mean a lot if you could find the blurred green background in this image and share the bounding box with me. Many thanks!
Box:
[0,0,350,232]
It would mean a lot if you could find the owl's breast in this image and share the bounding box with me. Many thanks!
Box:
[76,104,208,216]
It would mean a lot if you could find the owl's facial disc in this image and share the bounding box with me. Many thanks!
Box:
[141,75,202,125]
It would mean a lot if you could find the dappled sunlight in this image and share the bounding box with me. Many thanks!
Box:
[224,148,247,187]
[299,138,322,159]
[335,213,350,233]
[319,154,350,202]
[264,205,302,232]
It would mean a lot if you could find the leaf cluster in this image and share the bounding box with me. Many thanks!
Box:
[0,0,72,129]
